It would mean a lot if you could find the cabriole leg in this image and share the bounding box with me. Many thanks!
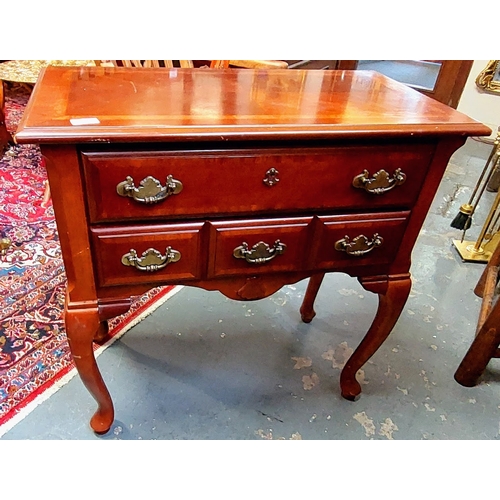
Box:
[300,273,325,323]
[65,304,114,434]
[340,274,412,400]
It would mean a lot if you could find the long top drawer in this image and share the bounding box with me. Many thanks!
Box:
[82,143,435,223]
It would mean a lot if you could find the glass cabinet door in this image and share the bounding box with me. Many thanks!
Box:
[357,60,441,91]
[336,60,473,109]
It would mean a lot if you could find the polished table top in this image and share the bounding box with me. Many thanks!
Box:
[16,66,490,144]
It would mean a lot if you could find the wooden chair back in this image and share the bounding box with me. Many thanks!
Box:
[97,60,195,68]
[95,60,288,70]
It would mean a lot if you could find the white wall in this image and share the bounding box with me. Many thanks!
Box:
[457,60,500,139]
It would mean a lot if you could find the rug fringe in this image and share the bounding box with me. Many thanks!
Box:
[0,285,183,438]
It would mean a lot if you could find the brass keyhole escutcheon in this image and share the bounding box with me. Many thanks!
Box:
[263,168,280,187]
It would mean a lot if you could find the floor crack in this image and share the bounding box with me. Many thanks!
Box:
[257,411,284,423]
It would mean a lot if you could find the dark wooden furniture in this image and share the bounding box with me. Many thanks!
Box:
[455,241,500,386]
[16,66,490,434]
[0,80,11,154]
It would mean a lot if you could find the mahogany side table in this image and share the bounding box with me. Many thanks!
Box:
[15,66,490,433]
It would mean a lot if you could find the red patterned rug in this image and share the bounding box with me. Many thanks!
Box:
[0,84,178,434]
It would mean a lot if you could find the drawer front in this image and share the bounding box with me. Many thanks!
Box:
[208,217,314,278]
[91,223,204,287]
[82,143,434,222]
[312,212,410,270]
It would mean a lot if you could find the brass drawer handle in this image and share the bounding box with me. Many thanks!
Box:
[335,234,383,256]
[116,175,183,204]
[352,168,406,194]
[121,246,181,272]
[233,240,287,264]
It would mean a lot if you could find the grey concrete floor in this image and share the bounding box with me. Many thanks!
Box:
[3,138,500,440]
[357,60,441,91]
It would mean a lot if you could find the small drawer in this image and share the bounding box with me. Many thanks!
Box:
[91,223,204,287]
[81,143,434,223]
[208,217,314,278]
[312,212,410,270]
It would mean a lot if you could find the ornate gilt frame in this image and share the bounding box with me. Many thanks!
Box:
[476,60,500,94]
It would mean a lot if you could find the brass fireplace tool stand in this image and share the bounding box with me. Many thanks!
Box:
[452,129,500,263]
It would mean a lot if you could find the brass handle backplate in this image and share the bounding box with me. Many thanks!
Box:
[116,175,183,204]
[352,168,406,195]
[121,246,181,272]
[233,240,286,264]
[335,234,383,257]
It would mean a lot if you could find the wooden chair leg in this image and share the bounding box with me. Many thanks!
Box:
[456,240,500,387]
[455,300,500,387]
[41,180,51,207]
[475,240,500,297]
